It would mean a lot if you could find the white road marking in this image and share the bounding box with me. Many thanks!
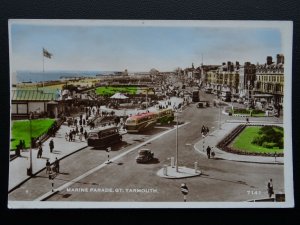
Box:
[34,121,191,201]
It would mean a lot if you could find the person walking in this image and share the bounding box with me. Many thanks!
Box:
[246,117,249,124]
[49,139,54,153]
[54,157,60,173]
[206,146,211,159]
[84,130,88,140]
[267,179,274,198]
[68,131,72,142]
[65,132,68,141]
[37,145,43,158]
[46,159,51,174]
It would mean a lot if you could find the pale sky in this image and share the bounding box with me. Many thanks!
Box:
[10,20,282,73]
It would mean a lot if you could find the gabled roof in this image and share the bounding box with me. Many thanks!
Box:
[11,90,57,101]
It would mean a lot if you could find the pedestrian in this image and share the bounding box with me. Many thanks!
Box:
[80,126,84,134]
[49,139,54,153]
[84,130,88,140]
[72,129,76,141]
[246,117,249,124]
[46,159,51,174]
[37,145,43,158]
[74,118,77,126]
[201,125,206,136]
[18,140,23,151]
[54,157,60,173]
[83,118,86,126]
[68,131,72,142]
[267,179,274,198]
[205,126,209,134]
[79,132,83,141]
[206,146,211,159]
[65,132,68,141]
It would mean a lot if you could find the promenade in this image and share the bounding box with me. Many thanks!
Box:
[9,124,88,192]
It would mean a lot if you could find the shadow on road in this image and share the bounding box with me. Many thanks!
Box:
[200,173,256,188]
[34,174,101,186]
[138,158,160,164]
[89,141,130,151]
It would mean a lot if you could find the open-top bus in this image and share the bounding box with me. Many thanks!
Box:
[87,125,122,148]
[156,108,174,124]
[125,112,157,133]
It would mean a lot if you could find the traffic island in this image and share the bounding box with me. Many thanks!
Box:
[157,166,201,179]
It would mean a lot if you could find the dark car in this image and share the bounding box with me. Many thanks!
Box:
[196,102,204,108]
[136,149,154,163]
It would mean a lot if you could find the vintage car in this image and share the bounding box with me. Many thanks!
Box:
[136,149,154,163]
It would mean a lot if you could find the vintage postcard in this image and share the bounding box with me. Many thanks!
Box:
[8,20,293,208]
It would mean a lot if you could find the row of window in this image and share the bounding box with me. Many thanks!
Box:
[257,75,284,83]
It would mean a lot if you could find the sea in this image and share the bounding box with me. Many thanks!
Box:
[14,70,115,83]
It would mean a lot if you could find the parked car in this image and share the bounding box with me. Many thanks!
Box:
[196,102,204,108]
[136,149,154,163]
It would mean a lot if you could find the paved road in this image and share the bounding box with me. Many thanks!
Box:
[9,91,284,202]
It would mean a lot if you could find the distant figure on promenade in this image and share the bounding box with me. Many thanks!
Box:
[49,139,54,153]
[37,145,43,158]
[46,159,51,174]
[79,132,83,141]
[267,179,274,198]
[65,132,68,141]
[68,131,72,142]
[246,117,249,124]
[84,130,88,140]
[54,157,60,173]
[201,125,209,137]
[206,146,211,159]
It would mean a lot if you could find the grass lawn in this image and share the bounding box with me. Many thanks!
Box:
[11,119,55,150]
[231,126,284,154]
[95,86,137,95]
[230,109,266,117]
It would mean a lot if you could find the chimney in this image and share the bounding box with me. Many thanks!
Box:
[266,56,273,65]
[277,54,284,64]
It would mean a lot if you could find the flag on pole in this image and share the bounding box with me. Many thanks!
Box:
[43,48,52,59]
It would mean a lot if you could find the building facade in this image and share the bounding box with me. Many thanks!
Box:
[254,54,284,104]
[206,61,240,94]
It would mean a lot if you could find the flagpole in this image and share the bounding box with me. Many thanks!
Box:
[43,48,45,73]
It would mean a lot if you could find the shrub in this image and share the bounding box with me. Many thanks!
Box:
[262,142,277,149]
[252,126,284,149]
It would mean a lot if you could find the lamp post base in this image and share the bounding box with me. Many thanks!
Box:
[27,168,32,176]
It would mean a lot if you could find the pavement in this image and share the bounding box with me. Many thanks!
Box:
[8,123,88,192]
[194,120,284,164]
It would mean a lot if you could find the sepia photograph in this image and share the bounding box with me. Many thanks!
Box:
[8,19,294,208]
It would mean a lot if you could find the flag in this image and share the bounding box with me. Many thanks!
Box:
[43,48,52,59]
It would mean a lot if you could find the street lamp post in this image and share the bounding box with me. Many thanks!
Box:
[219,103,222,130]
[27,112,33,176]
[175,110,179,172]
